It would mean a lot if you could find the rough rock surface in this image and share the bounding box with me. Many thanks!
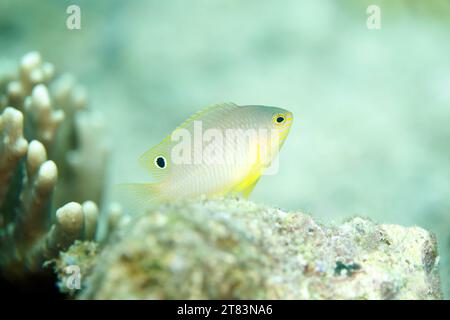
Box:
[57,198,442,299]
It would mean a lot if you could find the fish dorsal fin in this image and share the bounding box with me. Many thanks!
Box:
[175,102,239,131]
[139,102,240,179]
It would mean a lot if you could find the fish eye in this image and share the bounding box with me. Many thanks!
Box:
[154,156,166,169]
[273,113,286,125]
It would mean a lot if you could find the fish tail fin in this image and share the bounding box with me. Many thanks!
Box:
[113,183,160,212]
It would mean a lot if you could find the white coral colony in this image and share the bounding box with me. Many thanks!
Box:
[0,52,119,277]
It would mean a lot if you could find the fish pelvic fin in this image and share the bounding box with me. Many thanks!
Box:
[230,143,263,199]
[241,176,261,199]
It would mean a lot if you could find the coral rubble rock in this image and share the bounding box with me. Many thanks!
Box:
[71,199,442,300]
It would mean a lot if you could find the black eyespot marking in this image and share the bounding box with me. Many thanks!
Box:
[276,116,285,123]
[155,156,166,169]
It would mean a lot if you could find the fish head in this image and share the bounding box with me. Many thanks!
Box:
[243,105,294,145]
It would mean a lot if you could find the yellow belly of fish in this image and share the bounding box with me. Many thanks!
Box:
[229,169,261,198]
[219,143,263,198]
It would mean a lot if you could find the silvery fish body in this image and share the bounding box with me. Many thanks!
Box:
[124,103,293,202]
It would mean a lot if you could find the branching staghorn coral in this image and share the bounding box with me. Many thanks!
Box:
[0,52,113,278]
[0,108,28,206]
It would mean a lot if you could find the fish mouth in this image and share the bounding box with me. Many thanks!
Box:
[284,111,294,124]
[280,110,294,129]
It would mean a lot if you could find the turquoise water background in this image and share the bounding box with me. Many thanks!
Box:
[1,0,449,297]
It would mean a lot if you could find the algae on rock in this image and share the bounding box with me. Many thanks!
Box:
[56,198,442,300]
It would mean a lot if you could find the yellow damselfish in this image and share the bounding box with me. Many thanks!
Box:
[122,102,293,204]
